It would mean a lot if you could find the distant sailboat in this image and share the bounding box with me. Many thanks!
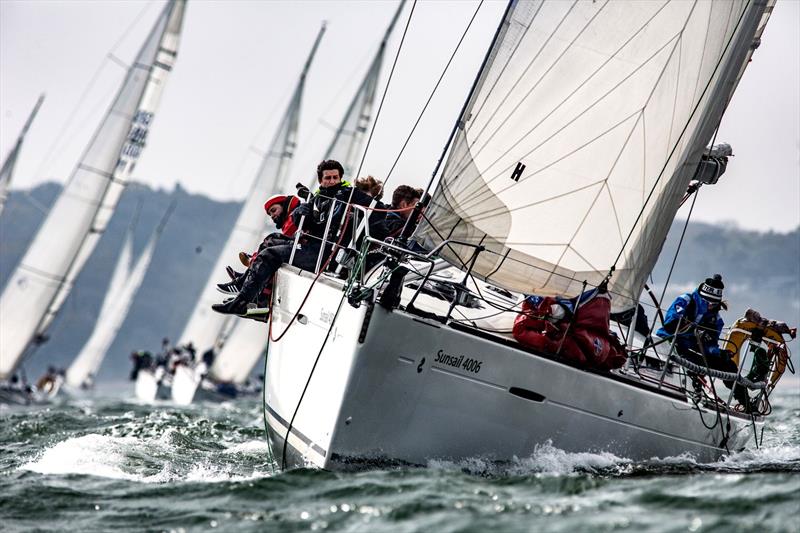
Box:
[0,94,45,216]
[64,201,175,392]
[0,0,186,404]
[162,23,327,405]
[202,1,408,402]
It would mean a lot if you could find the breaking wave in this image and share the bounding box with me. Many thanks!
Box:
[21,432,273,483]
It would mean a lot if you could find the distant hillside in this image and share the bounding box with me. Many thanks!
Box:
[1,182,241,382]
[1,182,798,382]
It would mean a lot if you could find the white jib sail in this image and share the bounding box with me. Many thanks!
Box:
[65,230,134,388]
[416,0,773,309]
[178,25,326,353]
[0,94,45,216]
[0,1,186,380]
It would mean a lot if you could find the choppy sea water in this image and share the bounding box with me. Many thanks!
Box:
[2,383,798,533]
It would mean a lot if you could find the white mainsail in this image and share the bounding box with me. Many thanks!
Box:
[0,1,186,380]
[416,0,774,309]
[210,4,406,385]
[178,25,326,354]
[0,94,45,216]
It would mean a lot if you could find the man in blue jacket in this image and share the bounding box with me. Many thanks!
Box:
[656,274,747,405]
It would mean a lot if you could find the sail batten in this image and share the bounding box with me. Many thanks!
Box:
[0,1,186,380]
[416,0,772,309]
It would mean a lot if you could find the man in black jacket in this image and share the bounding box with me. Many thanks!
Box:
[212,160,374,315]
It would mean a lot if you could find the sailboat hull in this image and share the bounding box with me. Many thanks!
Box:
[265,268,757,470]
[134,368,171,402]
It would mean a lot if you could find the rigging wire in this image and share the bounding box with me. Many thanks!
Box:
[381,0,484,191]
[607,4,751,274]
[275,3,419,469]
[645,187,700,340]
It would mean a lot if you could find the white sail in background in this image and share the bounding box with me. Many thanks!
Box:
[178,25,326,353]
[211,5,405,385]
[66,202,173,389]
[65,230,134,388]
[0,1,186,380]
[416,0,774,309]
[0,94,45,216]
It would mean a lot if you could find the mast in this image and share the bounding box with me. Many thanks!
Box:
[321,0,406,179]
[0,0,186,381]
[0,94,45,215]
[178,23,326,352]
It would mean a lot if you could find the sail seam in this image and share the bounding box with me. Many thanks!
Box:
[457,28,683,213]
[452,0,671,205]
[463,0,574,156]
[609,0,753,270]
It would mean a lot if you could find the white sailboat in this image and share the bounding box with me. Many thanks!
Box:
[262,0,785,470]
[0,94,45,216]
[166,24,327,405]
[64,202,174,392]
[182,1,409,405]
[0,0,186,405]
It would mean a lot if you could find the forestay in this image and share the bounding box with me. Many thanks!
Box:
[416,0,773,309]
[0,0,186,380]
[177,25,326,352]
[320,0,405,180]
[0,95,45,216]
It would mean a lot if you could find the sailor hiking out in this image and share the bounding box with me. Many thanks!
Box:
[212,159,424,317]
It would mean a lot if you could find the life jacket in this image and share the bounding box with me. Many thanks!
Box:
[722,312,796,389]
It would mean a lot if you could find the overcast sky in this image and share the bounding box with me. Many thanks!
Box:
[1,0,798,232]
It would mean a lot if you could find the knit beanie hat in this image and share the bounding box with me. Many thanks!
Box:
[698,274,724,302]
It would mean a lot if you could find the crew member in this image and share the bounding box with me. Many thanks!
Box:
[656,274,746,405]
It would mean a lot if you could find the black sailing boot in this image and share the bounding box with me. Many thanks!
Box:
[211,296,249,316]
[211,257,268,315]
[226,266,243,280]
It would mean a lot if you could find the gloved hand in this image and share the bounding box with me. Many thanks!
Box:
[291,202,312,224]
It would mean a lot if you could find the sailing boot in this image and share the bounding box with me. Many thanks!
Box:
[211,296,249,316]
[213,250,277,315]
[226,266,243,280]
[238,251,251,267]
